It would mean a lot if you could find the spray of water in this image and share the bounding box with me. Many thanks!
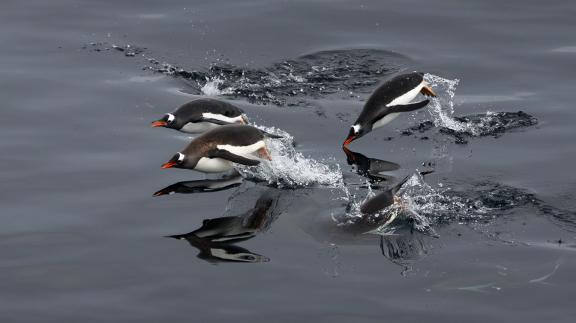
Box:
[235,125,345,188]
[424,73,467,131]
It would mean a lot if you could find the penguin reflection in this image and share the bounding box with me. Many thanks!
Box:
[167,189,281,263]
[153,172,243,196]
[342,146,400,182]
[379,229,428,272]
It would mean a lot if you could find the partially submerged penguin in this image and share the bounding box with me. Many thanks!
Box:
[161,124,279,173]
[360,175,411,227]
[343,72,437,146]
[151,98,248,134]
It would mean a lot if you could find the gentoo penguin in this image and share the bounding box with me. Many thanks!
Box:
[151,98,248,134]
[343,72,437,146]
[360,175,410,225]
[161,124,279,173]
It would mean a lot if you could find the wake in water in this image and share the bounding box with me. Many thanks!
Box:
[86,42,409,106]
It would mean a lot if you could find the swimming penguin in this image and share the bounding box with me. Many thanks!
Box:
[343,72,437,146]
[151,98,248,134]
[360,175,410,224]
[161,124,279,173]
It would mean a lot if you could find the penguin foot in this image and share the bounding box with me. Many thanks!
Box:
[421,85,437,97]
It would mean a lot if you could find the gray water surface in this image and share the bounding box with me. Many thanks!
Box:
[2,0,576,322]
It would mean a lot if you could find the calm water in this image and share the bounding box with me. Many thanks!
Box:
[2,0,576,322]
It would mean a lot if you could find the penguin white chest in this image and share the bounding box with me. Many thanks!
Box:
[195,157,233,173]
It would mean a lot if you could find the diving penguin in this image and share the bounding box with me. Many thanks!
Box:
[160,124,279,173]
[343,72,437,146]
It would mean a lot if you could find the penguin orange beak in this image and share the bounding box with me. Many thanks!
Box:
[161,161,177,169]
[151,120,168,128]
[343,135,356,147]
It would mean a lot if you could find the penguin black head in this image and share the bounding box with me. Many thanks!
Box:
[151,113,179,129]
[161,152,198,170]
[343,124,370,146]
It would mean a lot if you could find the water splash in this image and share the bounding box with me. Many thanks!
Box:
[396,74,539,144]
[201,77,233,96]
[235,125,344,188]
[424,73,466,131]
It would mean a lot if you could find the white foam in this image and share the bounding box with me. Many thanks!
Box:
[423,73,467,132]
[201,77,233,96]
[235,125,344,188]
[423,73,510,137]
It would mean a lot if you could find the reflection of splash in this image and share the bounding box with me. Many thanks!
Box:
[236,125,344,188]
[380,230,429,275]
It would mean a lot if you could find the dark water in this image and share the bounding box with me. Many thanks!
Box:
[2,0,576,322]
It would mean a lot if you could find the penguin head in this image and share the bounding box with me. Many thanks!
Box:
[151,113,177,129]
[161,152,198,169]
[343,124,369,146]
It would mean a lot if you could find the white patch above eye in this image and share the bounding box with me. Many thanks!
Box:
[177,152,185,162]
[352,124,361,134]
[202,112,243,124]
[166,113,175,123]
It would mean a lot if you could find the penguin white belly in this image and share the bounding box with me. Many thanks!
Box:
[202,112,244,124]
[195,157,234,173]
[373,113,399,129]
[386,81,425,107]
[180,122,219,134]
[217,140,266,159]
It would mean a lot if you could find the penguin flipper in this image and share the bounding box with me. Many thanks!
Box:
[209,149,261,166]
[386,99,430,114]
